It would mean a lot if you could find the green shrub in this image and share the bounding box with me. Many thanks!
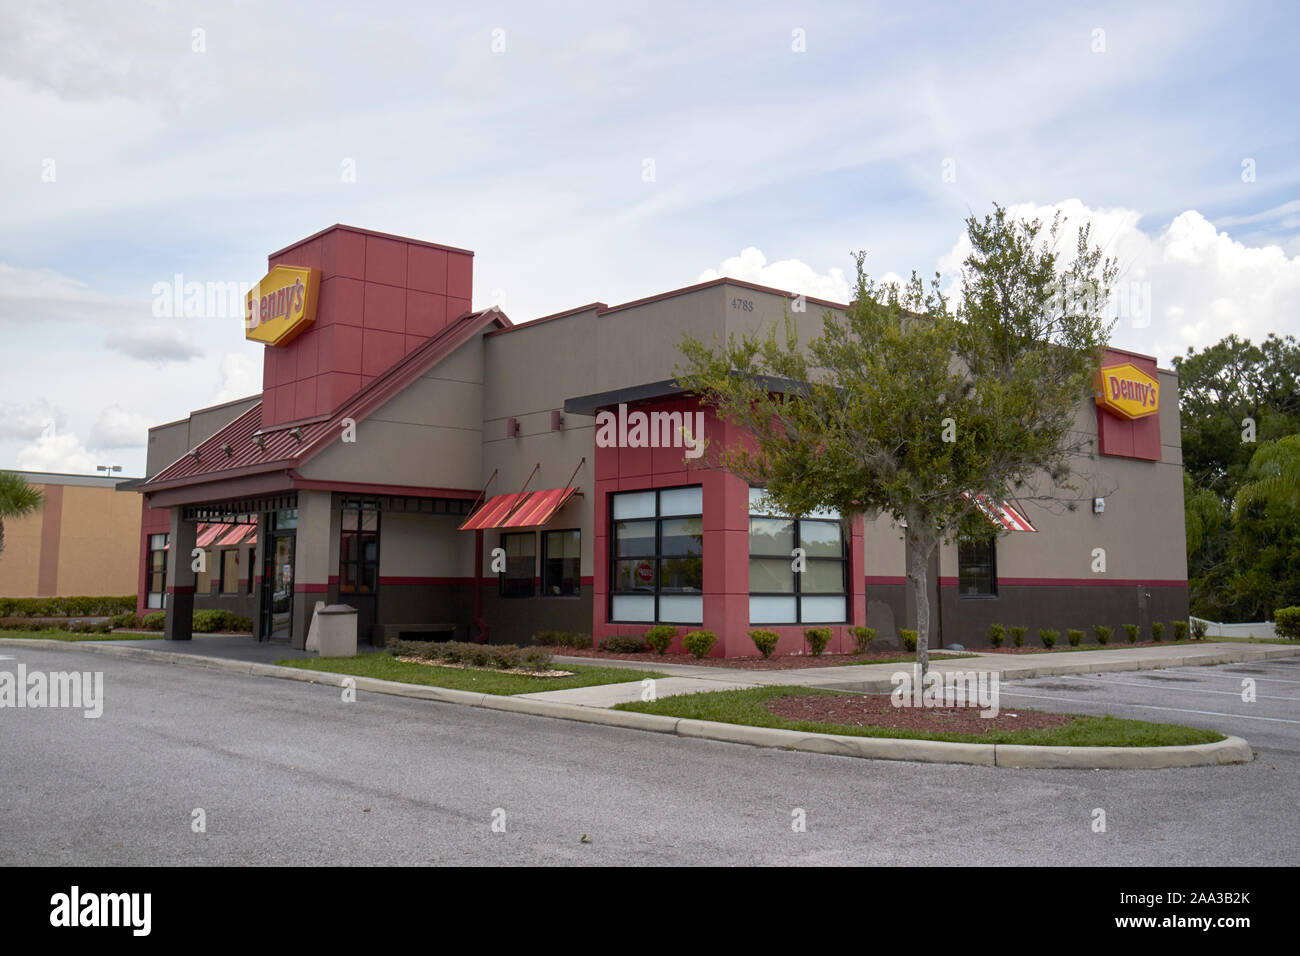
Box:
[141,612,166,631]
[1010,626,1027,648]
[748,629,779,659]
[229,615,253,632]
[1172,620,1189,641]
[533,630,591,648]
[1124,624,1140,643]
[850,626,876,654]
[519,646,554,670]
[645,626,676,655]
[1067,628,1083,647]
[1038,629,1058,648]
[804,626,832,656]
[1151,621,1165,642]
[63,620,112,634]
[987,623,1005,648]
[0,595,136,618]
[899,629,917,652]
[1274,607,1300,639]
[109,611,140,629]
[682,629,717,659]
[599,636,649,653]
[1191,619,1209,640]
[191,609,230,633]
[1094,625,1112,645]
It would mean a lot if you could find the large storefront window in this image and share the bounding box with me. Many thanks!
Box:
[147,533,168,609]
[748,488,847,623]
[958,536,997,596]
[499,532,536,597]
[542,529,581,596]
[220,549,240,594]
[610,486,702,623]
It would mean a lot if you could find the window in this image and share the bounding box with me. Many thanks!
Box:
[196,549,214,595]
[748,488,848,623]
[338,502,379,594]
[610,486,703,623]
[958,536,997,596]
[147,533,168,609]
[499,532,536,597]
[542,529,581,596]
[220,549,240,595]
[246,547,256,595]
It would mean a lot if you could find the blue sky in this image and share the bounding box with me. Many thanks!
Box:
[2,0,1298,476]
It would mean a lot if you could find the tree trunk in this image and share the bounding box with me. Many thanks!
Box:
[906,522,938,678]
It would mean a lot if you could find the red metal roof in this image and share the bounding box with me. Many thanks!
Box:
[143,308,508,496]
[459,487,579,531]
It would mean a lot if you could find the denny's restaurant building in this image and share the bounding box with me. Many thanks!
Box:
[135,224,1189,654]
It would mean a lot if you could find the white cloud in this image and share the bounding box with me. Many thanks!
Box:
[89,406,151,450]
[0,399,64,440]
[0,262,145,326]
[104,321,205,362]
[934,200,1300,364]
[698,247,852,303]
[15,428,98,475]
[213,352,261,404]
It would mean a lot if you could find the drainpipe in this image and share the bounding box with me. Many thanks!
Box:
[473,529,489,644]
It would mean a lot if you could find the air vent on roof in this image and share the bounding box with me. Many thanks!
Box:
[189,448,200,462]
[253,434,265,449]
[220,443,233,457]
[290,427,304,441]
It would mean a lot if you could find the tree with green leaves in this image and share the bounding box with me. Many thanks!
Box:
[0,471,44,558]
[676,205,1115,675]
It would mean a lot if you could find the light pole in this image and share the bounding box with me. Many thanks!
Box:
[96,464,122,480]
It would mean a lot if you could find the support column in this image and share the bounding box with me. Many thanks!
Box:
[291,490,333,650]
[165,510,196,640]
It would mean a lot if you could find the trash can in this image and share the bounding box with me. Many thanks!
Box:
[315,604,359,658]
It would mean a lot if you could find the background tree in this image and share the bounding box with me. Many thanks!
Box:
[1176,335,1300,620]
[0,471,43,558]
[676,205,1115,674]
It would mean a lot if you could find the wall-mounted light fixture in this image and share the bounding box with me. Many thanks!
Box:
[1093,497,1106,514]
[508,418,519,438]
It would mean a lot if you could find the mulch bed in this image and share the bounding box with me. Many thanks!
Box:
[765,693,1078,735]
[394,656,574,678]
[548,647,943,670]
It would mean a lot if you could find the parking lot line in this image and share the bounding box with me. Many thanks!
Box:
[996,689,1300,724]
[1047,673,1299,701]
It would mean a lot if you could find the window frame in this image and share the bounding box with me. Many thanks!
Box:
[498,531,537,598]
[147,533,169,610]
[541,528,581,597]
[747,512,849,625]
[337,499,381,596]
[608,485,703,624]
[219,548,240,595]
[957,535,998,598]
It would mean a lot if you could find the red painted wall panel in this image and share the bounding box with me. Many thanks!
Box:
[1096,348,1162,461]
[257,228,474,429]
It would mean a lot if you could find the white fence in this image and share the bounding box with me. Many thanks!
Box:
[1189,616,1278,640]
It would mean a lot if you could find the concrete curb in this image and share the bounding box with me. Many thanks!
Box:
[1,638,1255,769]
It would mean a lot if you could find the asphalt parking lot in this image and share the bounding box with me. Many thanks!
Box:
[998,658,1300,757]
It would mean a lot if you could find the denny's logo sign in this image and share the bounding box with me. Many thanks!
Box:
[244,265,320,346]
[1095,362,1160,420]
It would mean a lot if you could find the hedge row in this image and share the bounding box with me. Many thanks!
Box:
[113,610,253,633]
[0,596,136,618]
[388,639,554,670]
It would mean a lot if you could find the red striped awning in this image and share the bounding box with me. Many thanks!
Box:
[217,523,257,547]
[196,522,258,547]
[459,487,579,531]
[962,492,1037,532]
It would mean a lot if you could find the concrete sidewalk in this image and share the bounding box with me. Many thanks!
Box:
[539,641,1300,705]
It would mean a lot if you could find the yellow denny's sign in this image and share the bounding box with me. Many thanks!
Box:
[244,265,320,346]
[1095,362,1160,420]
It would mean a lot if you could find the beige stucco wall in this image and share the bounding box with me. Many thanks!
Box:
[0,480,141,598]
[299,337,484,489]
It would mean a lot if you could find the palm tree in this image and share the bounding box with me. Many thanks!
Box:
[0,471,44,558]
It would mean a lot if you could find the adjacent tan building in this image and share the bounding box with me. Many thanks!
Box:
[0,471,142,598]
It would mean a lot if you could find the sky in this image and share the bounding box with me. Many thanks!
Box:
[2,0,1297,478]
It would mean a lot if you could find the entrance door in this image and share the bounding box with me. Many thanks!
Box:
[262,532,295,642]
